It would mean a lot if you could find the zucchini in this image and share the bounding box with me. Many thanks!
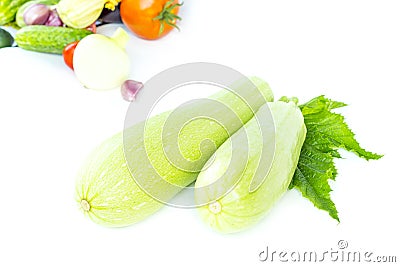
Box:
[0,0,30,25]
[57,0,106,28]
[15,25,92,54]
[76,77,274,227]
[195,101,306,233]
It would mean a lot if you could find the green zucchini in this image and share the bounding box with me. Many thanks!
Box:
[57,0,105,28]
[0,0,30,25]
[15,25,92,54]
[76,77,274,227]
[195,101,306,233]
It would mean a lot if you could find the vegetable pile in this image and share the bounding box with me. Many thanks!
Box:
[76,77,273,226]
[75,78,382,233]
[1,1,382,233]
[0,0,183,93]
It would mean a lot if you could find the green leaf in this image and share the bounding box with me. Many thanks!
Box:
[299,96,382,161]
[289,95,383,222]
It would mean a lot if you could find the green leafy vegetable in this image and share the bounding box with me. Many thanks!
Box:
[287,95,383,221]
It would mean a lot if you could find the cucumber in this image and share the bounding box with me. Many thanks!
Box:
[0,28,14,48]
[15,25,92,54]
[195,101,306,233]
[76,77,274,227]
[16,0,60,27]
[0,0,30,25]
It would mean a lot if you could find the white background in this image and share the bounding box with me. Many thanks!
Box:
[1,0,399,266]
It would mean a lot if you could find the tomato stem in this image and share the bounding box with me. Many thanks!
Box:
[153,0,183,36]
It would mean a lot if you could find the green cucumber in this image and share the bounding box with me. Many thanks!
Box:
[16,0,60,27]
[76,77,274,227]
[195,101,306,233]
[15,25,92,54]
[0,0,30,25]
[0,28,14,48]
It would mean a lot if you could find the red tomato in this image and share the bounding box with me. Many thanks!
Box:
[120,0,183,40]
[62,41,79,70]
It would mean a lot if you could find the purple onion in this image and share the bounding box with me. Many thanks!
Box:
[24,4,50,25]
[121,80,144,102]
[45,10,63,27]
